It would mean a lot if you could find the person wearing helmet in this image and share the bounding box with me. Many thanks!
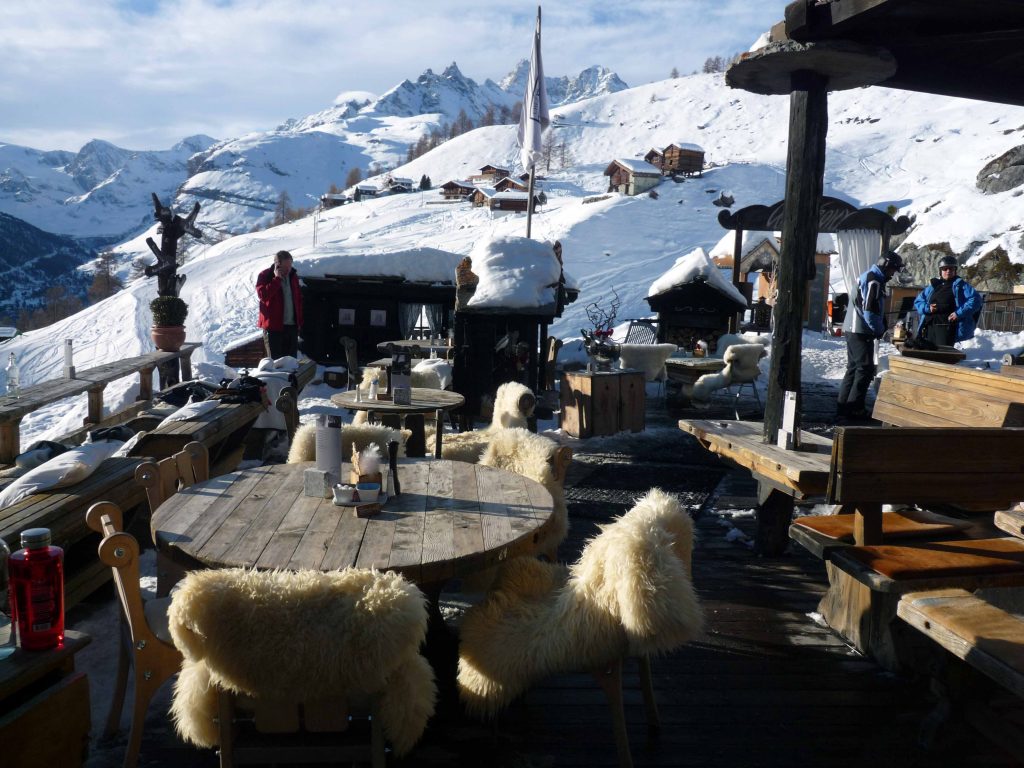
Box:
[837,250,903,420]
[913,255,982,346]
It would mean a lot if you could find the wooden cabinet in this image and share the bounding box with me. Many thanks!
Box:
[560,371,645,438]
[0,630,92,768]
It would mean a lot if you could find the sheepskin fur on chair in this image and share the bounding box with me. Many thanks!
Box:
[168,567,436,757]
[411,368,443,390]
[617,343,678,382]
[480,428,571,560]
[286,422,406,464]
[691,343,767,403]
[457,487,701,719]
[441,382,537,463]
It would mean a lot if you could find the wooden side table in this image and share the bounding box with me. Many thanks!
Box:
[0,630,92,767]
[560,370,645,438]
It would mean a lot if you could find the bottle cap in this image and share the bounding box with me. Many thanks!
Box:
[21,527,51,548]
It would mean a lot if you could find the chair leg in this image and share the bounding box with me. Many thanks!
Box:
[123,668,161,768]
[638,655,660,733]
[593,658,634,768]
[104,617,131,738]
[370,697,386,768]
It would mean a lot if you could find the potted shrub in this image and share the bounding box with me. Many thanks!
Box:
[150,295,188,352]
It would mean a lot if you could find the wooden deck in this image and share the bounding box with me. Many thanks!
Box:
[69,387,1022,767]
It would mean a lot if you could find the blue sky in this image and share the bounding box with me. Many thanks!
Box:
[1,1,786,151]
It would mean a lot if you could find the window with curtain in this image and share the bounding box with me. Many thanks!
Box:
[398,303,422,339]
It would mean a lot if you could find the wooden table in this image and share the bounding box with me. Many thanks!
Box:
[665,357,727,403]
[331,388,464,458]
[894,344,966,365]
[150,459,555,588]
[678,419,834,554]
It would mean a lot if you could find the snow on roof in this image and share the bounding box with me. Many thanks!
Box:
[442,179,474,187]
[465,236,562,311]
[301,246,464,283]
[607,158,662,176]
[356,184,379,192]
[493,190,528,200]
[648,246,747,305]
[667,142,704,152]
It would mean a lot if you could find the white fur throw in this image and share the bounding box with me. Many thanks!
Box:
[617,343,678,382]
[286,422,405,464]
[691,343,767,402]
[441,382,537,463]
[480,428,569,556]
[457,488,702,718]
[168,567,436,756]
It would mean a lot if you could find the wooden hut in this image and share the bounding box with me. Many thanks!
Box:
[298,248,463,366]
[603,159,662,196]
[645,247,749,351]
[643,148,664,171]
[469,165,511,184]
[452,238,576,425]
[439,180,475,200]
[662,142,705,176]
[495,176,529,193]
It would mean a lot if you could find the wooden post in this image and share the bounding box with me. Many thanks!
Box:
[0,421,20,464]
[525,167,537,238]
[729,228,744,333]
[85,385,105,425]
[763,72,828,444]
[138,366,154,401]
[179,349,194,382]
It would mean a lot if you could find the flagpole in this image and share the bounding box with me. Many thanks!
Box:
[519,5,548,240]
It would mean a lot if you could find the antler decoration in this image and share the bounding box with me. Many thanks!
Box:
[584,288,621,339]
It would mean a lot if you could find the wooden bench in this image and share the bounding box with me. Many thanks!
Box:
[0,456,149,607]
[127,401,263,475]
[898,586,1024,762]
[813,427,1024,670]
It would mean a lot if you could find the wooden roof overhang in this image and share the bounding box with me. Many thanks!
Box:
[763,0,1024,108]
[303,275,455,303]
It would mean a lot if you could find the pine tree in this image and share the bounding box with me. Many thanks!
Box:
[273,191,292,226]
[670,67,680,78]
[419,175,431,191]
[87,251,123,304]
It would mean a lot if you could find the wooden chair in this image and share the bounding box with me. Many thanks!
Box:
[135,441,209,596]
[168,568,436,767]
[457,488,702,768]
[85,501,183,768]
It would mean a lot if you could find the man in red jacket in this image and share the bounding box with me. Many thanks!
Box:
[256,250,303,358]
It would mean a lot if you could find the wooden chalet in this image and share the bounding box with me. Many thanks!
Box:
[386,176,414,193]
[494,176,529,193]
[662,142,705,176]
[646,270,749,351]
[452,239,576,423]
[470,188,538,212]
[354,184,379,199]
[643,148,664,171]
[468,164,511,184]
[298,249,463,366]
[603,159,662,196]
[320,193,350,209]
[439,180,475,200]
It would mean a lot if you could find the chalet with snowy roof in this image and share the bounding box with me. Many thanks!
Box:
[439,180,475,200]
[643,148,665,171]
[299,248,463,366]
[603,159,662,196]
[645,247,749,350]
[354,184,379,199]
[320,192,351,209]
[469,165,511,184]
[453,236,577,424]
[662,142,705,176]
[494,176,529,193]
[470,188,540,212]
[385,176,414,193]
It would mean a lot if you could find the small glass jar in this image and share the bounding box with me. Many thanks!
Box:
[9,528,65,651]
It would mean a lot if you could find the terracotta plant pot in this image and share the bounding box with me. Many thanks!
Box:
[151,325,186,352]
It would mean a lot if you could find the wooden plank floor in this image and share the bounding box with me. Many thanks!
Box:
[78,385,1022,767]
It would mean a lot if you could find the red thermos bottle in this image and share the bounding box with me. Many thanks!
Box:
[9,527,64,650]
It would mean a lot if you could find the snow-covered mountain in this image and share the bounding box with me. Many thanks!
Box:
[498,61,628,106]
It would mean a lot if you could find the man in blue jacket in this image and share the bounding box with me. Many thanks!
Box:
[837,251,904,420]
[913,255,982,347]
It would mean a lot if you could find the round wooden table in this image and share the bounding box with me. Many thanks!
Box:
[377,339,453,358]
[331,388,464,457]
[151,459,555,588]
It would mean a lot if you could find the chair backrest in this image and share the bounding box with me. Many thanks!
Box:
[722,343,766,384]
[618,343,678,382]
[135,441,209,512]
[571,488,702,654]
[491,382,536,430]
[168,567,436,758]
[85,501,163,653]
[623,319,659,345]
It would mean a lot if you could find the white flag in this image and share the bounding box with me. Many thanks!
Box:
[517,6,550,172]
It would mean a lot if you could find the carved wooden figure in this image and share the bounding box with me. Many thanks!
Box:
[144,193,202,297]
